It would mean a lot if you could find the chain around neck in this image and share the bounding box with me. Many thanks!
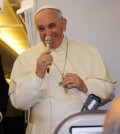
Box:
[53,37,68,77]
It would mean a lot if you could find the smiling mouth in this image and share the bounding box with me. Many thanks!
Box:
[50,35,57,44]
[51,35,56,41]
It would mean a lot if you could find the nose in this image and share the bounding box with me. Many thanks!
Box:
[45,28,52,36]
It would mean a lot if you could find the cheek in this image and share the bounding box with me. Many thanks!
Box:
[39,33,45,41]
[56,27,64,36]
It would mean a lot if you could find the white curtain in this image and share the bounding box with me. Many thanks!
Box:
[24,8,34,47]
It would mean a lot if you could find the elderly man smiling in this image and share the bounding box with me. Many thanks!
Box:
[9,5,115,134]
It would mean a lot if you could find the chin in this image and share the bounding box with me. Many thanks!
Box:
[51,43,60,49]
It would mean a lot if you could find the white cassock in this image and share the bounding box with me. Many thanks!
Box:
[9,37,115,134]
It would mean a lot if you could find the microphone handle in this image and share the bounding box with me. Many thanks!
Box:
[46,43,50,51]
[46,43,50,73]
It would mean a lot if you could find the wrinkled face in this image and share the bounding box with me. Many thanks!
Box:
[35,9,67,49]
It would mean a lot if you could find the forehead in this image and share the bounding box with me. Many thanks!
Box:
[36,9,59,22]
[35,9,62,28]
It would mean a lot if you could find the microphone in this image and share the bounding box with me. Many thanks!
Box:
[81,94,101,112]
[45,36,52,73]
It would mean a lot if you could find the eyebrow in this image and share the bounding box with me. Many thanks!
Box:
[38,22,56,28]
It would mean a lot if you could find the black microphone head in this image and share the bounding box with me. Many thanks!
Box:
[45,36,52,44]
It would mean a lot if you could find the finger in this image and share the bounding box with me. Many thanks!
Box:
[42,58,46,64]
[39,51,51,61]
[46,60,53,67]
[63,73,74,78]
[46,55,53,61]
[66,83,77,89]
[40,53,53,65]
[42,50,51,55]
[63,78,73,87]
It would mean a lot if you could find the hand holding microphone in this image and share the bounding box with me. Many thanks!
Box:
[36,36,52,78]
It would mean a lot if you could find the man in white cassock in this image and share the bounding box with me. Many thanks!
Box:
[9,5,116,134]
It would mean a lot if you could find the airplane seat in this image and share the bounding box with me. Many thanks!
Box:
[54,110,106,134]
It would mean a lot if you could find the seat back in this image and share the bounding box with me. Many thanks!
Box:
[54,110,106,134]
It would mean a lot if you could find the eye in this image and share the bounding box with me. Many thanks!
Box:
[38,26,45,32]
[48,23,56,29]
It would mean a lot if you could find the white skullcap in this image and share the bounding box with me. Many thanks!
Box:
[35,5,61,16]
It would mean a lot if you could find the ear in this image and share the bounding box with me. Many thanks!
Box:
[62,18,67,32]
